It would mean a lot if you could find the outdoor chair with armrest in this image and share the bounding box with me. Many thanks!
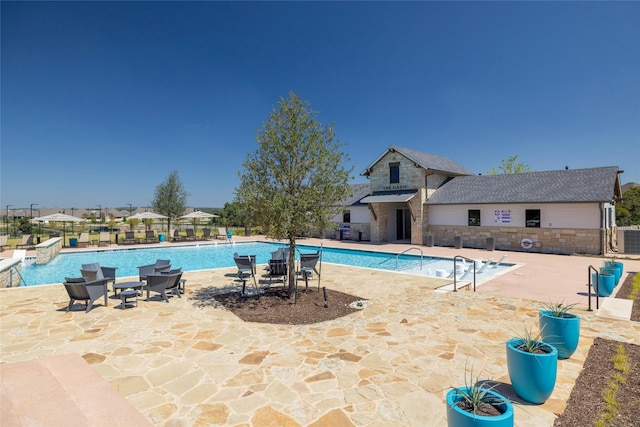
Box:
[81,263,117,291]
[202,228,212,240]
[160,268,183,298]
[138,259,171,282]
[122,231,138,245]
[77,232,90,248]
[0,235,8,251]
[98,232,111,247]
[298,251,321,291]
[233,253,257,294]
[266,259,288,287]
[216,227,228,241]
[144,271,182,302]
[63,277,109,313]
[144,230,157,243]
[185,228,197,241]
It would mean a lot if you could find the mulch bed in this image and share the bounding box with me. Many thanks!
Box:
[194,286,366,325]
[555,272,639,426]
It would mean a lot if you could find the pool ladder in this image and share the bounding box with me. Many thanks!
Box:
[379,247,423,270]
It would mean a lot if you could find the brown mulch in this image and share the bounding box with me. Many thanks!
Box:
[195,286,366,325]
[555,272,640,426]
[612,272,640,322]
[555,338,640,426]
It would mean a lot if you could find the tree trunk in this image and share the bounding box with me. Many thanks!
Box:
[288,237,296,302]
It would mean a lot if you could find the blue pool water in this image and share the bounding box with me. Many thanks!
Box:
[20,241,510,286]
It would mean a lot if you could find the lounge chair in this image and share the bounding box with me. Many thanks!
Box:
[489,255,507,268]
[98,232,111,247]
[266,259,287,287]
[170,229,183,242]
[233,253,257,294]
[122,231,138,245]
[138,259,171,282]
[63,277,109,312]
[298,251,321,291]
[77,232,90,248]
[16,234,33,249]
[144,230,156,243]
[270,247,290,263]
[216,227,228,241]
[202,228,212,240]
[0,235,9,251]
[185,228,197,241]
[144,270,182,302]
[80,262,117,290]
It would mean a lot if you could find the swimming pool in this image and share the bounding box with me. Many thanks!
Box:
[20,241,511,286]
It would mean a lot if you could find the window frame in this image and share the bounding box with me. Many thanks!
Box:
[525,209,541,228]
[468,209,481,226]
[389,163,400,184]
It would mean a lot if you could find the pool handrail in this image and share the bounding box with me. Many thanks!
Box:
[379,247,423,270]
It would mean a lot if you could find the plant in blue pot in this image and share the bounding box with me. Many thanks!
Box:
[539,301,580,359]
[506,326,558,404]
[604,259,623,286]
[592,270,615,297]
[446,366,514,427]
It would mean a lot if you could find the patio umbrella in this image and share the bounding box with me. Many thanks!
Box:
[33,213,85,247]
[180,211,219,234]
[129,212,168,231]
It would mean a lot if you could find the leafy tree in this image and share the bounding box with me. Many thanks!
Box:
[617,187,640,226]
[16,217,32,234]
[487,155,533,174]
[151,170,190,232]
[236,93,352,300]
[220,201,249,227]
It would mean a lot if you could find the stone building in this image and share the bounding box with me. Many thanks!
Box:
[356,145,623,255]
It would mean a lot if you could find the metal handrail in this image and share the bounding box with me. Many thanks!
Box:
[379,247,423,270]
[10,265,26,287]
[587,265,599,311]
[453,255,477,292]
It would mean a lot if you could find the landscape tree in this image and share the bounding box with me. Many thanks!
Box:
[487,155,533,174]
[616,187,640,226]
[236,92,352,300]
[151,170,190,233]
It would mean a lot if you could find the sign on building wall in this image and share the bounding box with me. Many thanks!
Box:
[494,209,511,223]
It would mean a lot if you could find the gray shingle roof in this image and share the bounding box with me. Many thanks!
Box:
[426,167,620,204]
[340,183,371,206]
[361,145,474,177]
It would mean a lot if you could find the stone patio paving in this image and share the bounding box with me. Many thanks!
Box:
[1,239,639,426]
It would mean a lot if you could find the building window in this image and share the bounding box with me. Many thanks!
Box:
[389,163,400,184]
[526,209,540,228]
[343,210,351,223]
[468,210,481,226]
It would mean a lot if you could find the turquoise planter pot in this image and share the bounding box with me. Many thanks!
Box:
[506,339,557,404]
[446,387,514,427]
[604,262,624,286]
[539,311,580,360]
[592,273,615,297]
[602,265,621,286]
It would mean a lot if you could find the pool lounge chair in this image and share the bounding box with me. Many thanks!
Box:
[185,228,197,241]
[77,232,90,248]
[234,253,257,294]
[202,228,212,240]
[63,277,109,313]
[216,227,228,241]
[122,231,138,245]
[98,232,111,247]
[170,229,183,242]
[15,234,33,249]
[144,230,157,243]
[266,259,288,287]
[0,235,8,251]
[138,259,171,282]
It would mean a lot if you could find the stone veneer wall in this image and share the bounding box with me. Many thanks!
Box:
[426,225,603,255]
[0,259,23,288]
[36,238,63,265]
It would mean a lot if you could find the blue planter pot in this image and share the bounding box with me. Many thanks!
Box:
[446,387,514,427]
[506,339,557,404]
[539,311,580,360]
[592,273,615,297]
[601,265,621,286]
[604,262,623,286]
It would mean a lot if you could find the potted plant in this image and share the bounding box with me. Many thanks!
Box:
[592,270,615,297]
[506,326,558,404]
[425,231,435,247]
[446,367,514,427]
[603,259,622,286]
[539,301,580,359]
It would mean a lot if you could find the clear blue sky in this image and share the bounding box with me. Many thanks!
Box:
[2,1,639,210]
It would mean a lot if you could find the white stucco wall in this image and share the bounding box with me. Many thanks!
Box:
[428,203,603,229]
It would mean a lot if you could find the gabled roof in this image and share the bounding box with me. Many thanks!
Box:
[425,166,621,205]
[339,183,371,207]
[361,145,474,177]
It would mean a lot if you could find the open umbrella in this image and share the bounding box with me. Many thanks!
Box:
[33,213,85,247]
[180,211,219,237]
[129,212,168,231]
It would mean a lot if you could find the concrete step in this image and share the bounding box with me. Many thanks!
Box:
[596,297,634,321]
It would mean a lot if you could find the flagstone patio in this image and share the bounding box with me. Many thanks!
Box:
[1,238,639,426]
